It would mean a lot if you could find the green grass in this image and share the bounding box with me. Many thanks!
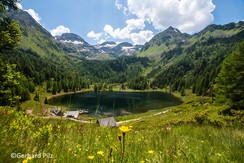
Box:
[137,44,168,59]
[1,94,244,162]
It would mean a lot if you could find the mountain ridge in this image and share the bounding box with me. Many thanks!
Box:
[56,33,141,59]
[56,32,105,60]
[1,9,243,102]
[6,10,64,58]
[138,21,244,59]
[138,26,190,58]
[147,21,244,96]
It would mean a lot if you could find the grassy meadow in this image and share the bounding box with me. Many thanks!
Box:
[0,91,244,162]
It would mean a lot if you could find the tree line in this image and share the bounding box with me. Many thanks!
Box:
[152,32,243,96]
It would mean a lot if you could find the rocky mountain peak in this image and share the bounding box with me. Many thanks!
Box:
[165,26,182,34]
[55,33,89,46]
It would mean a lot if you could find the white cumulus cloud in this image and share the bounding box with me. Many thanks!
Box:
[130,30,154,45]
[113,27,130,39]
[50,26,70,36]
[127,0,215,33]
[103,18,145,40]
[103,25,114,37]
[87,31,102,40]
[25,9,41,24]
[115,0,123,10]
[115,0,129,15]
[103,21,153,45]
[126,18,145,31]
[98,39,106,44]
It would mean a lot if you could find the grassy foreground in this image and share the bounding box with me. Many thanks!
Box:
[0,96,244,162]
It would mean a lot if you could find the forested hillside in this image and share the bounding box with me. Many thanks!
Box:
[151,31,244,95]
[145,22,244,98]
[0,10,92,105]
[0,10,151,106]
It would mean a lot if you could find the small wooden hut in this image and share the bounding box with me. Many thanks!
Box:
[51,107,63,116]
[64,111,80,119]
[97,117,117,127]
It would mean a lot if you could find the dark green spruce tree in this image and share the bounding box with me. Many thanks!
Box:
[214,42,244,109]
[0,0,21,49]
[0,0,22,106]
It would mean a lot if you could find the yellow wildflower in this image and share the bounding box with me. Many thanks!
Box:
[22,157,32,163]
[97,151,104,156]
[177,150,182,156]
[87,155,95,160]
[111,157,114,162]
[148,150,154,154]
[22,160,27,163]
[119,125,131,133]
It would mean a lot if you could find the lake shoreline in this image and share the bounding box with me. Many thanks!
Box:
[47,89,93,100]
[47,88,174,100]
[48,90,183,117]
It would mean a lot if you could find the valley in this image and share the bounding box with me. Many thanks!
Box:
[0,4,244,163]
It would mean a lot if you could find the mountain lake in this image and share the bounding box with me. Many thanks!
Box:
[48,91,182,116]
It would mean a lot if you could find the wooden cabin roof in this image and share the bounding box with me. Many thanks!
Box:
[97,117,117,127]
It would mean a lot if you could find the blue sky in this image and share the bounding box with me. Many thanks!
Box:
[19,0,244,45]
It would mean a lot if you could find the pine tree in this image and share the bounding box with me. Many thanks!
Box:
[52,82,57,95]
[214,42,244,109]
[121,83,126,90]
[46,80,51,93]
[34,92,39,101]
[181,86,186,96]
[0,0,20,12]
[94,84,98,92]
[44,97,48,104]
[0,0,21,49]
[0,63,21,106]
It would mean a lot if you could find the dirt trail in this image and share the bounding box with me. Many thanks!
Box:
[41,116,92,123]
[116,110,170,125]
